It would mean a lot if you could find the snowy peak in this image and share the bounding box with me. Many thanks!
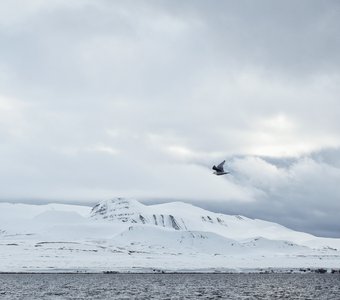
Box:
[90,198,259,236]
[90,198,260,235]
[90,197,144,220]
[90,197,187,230]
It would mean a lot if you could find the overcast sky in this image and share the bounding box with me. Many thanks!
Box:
[1,0,340,237]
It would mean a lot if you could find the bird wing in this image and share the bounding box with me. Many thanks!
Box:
[212,165,219,171]
[216,160,225,172]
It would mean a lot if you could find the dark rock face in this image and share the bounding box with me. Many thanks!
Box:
[169,215,181,230]
[315,268,327,274]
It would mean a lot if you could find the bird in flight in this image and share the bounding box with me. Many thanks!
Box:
[212,160,230,176]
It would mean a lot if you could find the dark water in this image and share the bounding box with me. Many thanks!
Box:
[0,273,340,299]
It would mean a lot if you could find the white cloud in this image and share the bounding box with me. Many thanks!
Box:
[0,0,340,236]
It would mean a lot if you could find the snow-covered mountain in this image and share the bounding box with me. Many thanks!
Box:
[0,198,340,273]
[90,198,340,249]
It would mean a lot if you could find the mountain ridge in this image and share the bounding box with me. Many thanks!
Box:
[0,197,339,272]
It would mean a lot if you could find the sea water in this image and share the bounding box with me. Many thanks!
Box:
[0,273,339,299]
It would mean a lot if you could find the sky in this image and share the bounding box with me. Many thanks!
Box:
[0,0,340,237]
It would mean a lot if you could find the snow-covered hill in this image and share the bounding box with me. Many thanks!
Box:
[90,198,340,249]
[0,198,339,273]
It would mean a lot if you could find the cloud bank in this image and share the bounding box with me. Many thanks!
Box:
[0,0,340,237]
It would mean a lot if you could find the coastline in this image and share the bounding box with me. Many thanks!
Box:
[1,267,338,274]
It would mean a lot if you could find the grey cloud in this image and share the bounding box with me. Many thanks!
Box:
[155,153,340,237]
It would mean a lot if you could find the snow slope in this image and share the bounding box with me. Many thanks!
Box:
[0,198,339,272]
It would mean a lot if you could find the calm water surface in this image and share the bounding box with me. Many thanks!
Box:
[0,273,339,299]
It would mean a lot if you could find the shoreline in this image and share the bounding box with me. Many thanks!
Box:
[1,267,339,275]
